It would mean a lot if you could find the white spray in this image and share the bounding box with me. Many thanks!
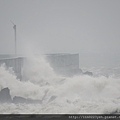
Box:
[0,55,120,113]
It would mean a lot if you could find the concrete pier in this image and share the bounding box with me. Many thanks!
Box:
[46,53,80,76]
[0,54,80,79]
[0,57,24,80]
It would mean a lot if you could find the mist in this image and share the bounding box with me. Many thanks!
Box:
[1,0,120,115]
[0,0,120,68]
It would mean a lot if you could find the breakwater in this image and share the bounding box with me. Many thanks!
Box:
[0,54,80,80]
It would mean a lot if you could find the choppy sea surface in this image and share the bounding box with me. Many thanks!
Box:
[0,56,120,114]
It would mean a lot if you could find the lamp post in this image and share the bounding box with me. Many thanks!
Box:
[11,21,17,56]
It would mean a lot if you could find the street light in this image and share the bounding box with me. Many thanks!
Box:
[11,21,17,56]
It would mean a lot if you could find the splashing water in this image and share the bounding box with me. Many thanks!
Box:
[0,55,120,114]
[22,55,59,86]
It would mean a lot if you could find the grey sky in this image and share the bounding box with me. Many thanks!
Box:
[0,0,120,67]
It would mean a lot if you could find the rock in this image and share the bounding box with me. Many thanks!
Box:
[0,87,44,104]
[13,96,27,103]
[48,96,57,103]
[0,87,12,103]
[83,71,93,76]
[27,98,42,104]
[13,96,42,104]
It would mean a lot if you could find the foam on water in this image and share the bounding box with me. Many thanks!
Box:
[0,55,120,114]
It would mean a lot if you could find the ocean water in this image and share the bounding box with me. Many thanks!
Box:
[0,56,120,114]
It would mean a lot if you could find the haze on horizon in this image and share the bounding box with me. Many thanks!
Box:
[0,0,120,68]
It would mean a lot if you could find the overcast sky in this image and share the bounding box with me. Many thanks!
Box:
[0,0,120,67]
